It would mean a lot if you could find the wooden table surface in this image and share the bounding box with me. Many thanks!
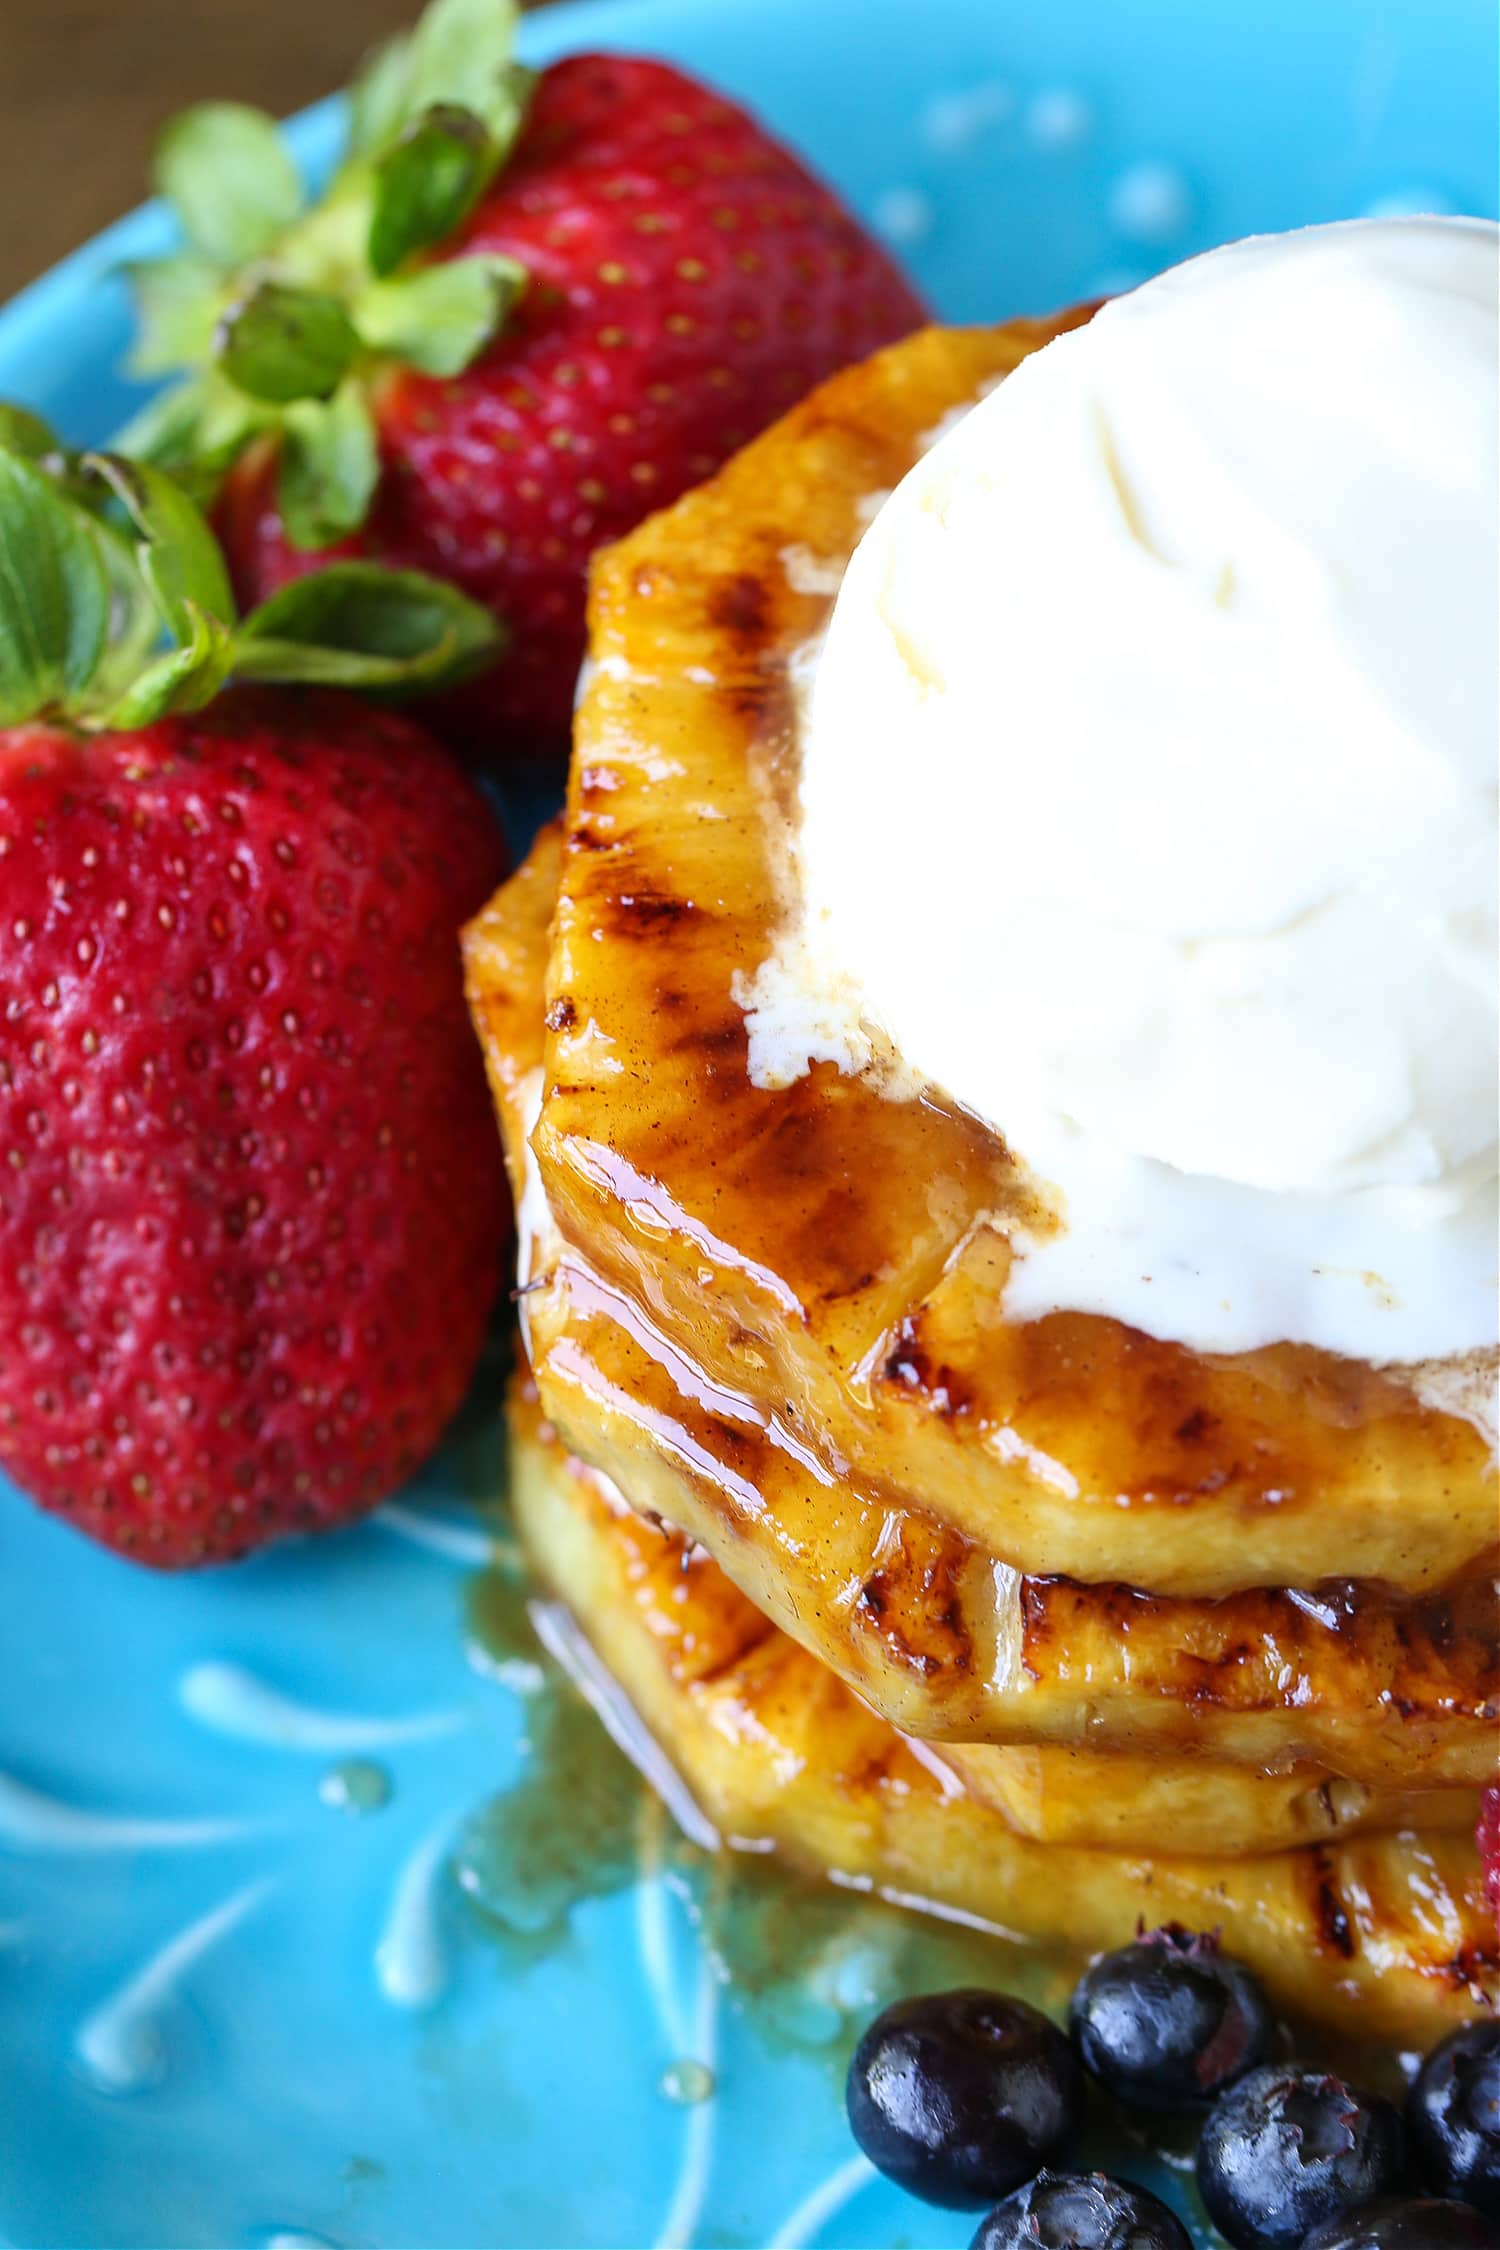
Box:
[0,0,559,302]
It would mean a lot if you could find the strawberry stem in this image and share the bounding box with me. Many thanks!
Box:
[122,0,536,541]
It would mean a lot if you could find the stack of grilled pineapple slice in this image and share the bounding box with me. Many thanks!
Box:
[464,317,1498,2047]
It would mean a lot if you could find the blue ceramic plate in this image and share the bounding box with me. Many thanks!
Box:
[1,5,1495,2246]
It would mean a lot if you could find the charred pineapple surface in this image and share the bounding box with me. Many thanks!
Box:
[507,1372,1497,2048]
[465,823,1498,1787]
[517,319,1497,1601]
[525,1266,1498,1783]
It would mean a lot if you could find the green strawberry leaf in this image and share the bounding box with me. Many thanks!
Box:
[218,280,362,405]
[234,561,505,694]
[368,104,495,277]
[404,0,523,135]
[105,600,236,729]
[347,34,415,160]
[278,383,380,550]
[155,103,304,266]
[0,447,118,725]
[112,379,208,471]
[0,403,61,461]
[128,255,224,378]
[90,530,176,714]
[477,60,535,159]
[81,452,237,644]
[357,252,525,377]
[346,0,529,159]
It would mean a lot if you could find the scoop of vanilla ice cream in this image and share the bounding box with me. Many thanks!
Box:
[790,218,1499,1364]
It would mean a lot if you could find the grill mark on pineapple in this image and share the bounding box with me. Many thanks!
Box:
[819,1270,876,1304]
[725,680,779,726]
[703,1413,756,1463]
[682,1610,782,1690]
[674,1014,745,1062]
[853,1535,974,1681]
[611,891,697,930]
[636,1363,981,1686]
[707,569,771,645]
[854,1580,944,1676]
[1175,1407,1219,1444]
[834,1736,909,1796]
[700,1086,915,1310]
[1311,1850,1356,1958]
[1439,1939,1500,1997]
[566,1454,778,1690]
[879,1322,975,1418]
[1008,1574,1500,1725]
[790,403,898,478]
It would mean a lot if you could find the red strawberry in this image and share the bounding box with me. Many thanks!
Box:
[0,422,509,1564]
[126,12,929,761]
[1480,1784,1500,1935]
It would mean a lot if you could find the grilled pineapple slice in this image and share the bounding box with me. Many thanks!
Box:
[947,1744,1476,1856]
[508,1374,1497,2049]
[464,826,1499,1790]
[525,1268,1497,1784]
[516,316,1495,1600]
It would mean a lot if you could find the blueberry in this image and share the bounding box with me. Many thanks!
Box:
[969,2167,1192,2249]
[1069,1924,1277,2110]
[1300,2195,1500,2248]
[1195,2062,1405,2249]
[1408,2022,1500,2216]
[846,1988,1084,2209]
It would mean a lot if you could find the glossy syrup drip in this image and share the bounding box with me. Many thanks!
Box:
[659,2057,716,2105]
[457,1552,1073,2059]
[688,1844,1074,2068]
[452,1565,646,1957]
[318,1761,392,1816]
